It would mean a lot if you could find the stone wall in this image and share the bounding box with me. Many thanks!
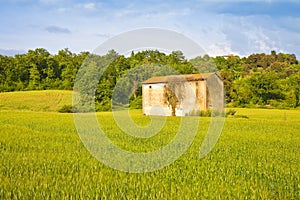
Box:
[142,79,209,116]
[142,83,171,116]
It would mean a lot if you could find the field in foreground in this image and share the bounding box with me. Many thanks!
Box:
[0,106,299,199]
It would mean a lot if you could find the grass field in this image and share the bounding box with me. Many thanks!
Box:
[0,91,299,199]
[0,90,72,112]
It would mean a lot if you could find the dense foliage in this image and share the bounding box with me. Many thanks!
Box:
[0,48,299,109]
[190,51,300,108]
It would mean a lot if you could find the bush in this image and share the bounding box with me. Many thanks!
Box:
[226,109,237,117]
[189,110,208,116]
[189,109,226,117]
[95,98,112,112]
[58,105,73,113]
[129,96,142,109]
[188,110,201,116]
[200,110,212,117]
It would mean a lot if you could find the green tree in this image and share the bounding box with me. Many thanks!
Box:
[249,72,283,104]
[28,64,41,90]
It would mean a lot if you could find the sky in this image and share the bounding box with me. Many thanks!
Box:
[1,0,300,58]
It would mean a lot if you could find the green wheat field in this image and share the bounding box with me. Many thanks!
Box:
[0,90,299,199]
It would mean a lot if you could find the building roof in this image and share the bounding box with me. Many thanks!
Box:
[143,73,218,84]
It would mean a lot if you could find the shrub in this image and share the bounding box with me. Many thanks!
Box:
[129,96,143,109]
[95,99,112,112]
[233,115,249,119]
[189,109,211,117]
[189,109,226,117]
[226,109,237,117]
[58,105,73,113]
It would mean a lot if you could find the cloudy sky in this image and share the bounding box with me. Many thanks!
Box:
[1,0,300,58]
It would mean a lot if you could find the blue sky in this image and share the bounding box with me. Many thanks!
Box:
[1,0,300,58]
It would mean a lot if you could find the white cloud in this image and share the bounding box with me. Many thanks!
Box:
[114,4,192,20]
[206,42,237,57]
[83,3,96,10]
[1,0,300,58]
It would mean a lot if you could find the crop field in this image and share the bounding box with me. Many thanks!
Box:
[0,90,73,112]
[0,91,299,199]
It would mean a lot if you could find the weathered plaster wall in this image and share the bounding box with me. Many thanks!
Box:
[142,80,208,116]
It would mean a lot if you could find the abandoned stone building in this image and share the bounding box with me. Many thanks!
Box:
[142,73,223,116]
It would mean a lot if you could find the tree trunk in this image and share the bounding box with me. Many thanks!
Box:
[171,106,176,116]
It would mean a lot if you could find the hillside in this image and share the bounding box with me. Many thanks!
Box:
[0,90,72,112]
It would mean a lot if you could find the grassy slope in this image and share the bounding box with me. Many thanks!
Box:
[0,108,299,198]
[0,90,72,112]
[0,91,299,198]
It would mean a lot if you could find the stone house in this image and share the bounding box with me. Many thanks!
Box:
[142,73,223,116]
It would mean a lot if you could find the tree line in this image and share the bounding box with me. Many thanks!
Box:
[0,48,299,110]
